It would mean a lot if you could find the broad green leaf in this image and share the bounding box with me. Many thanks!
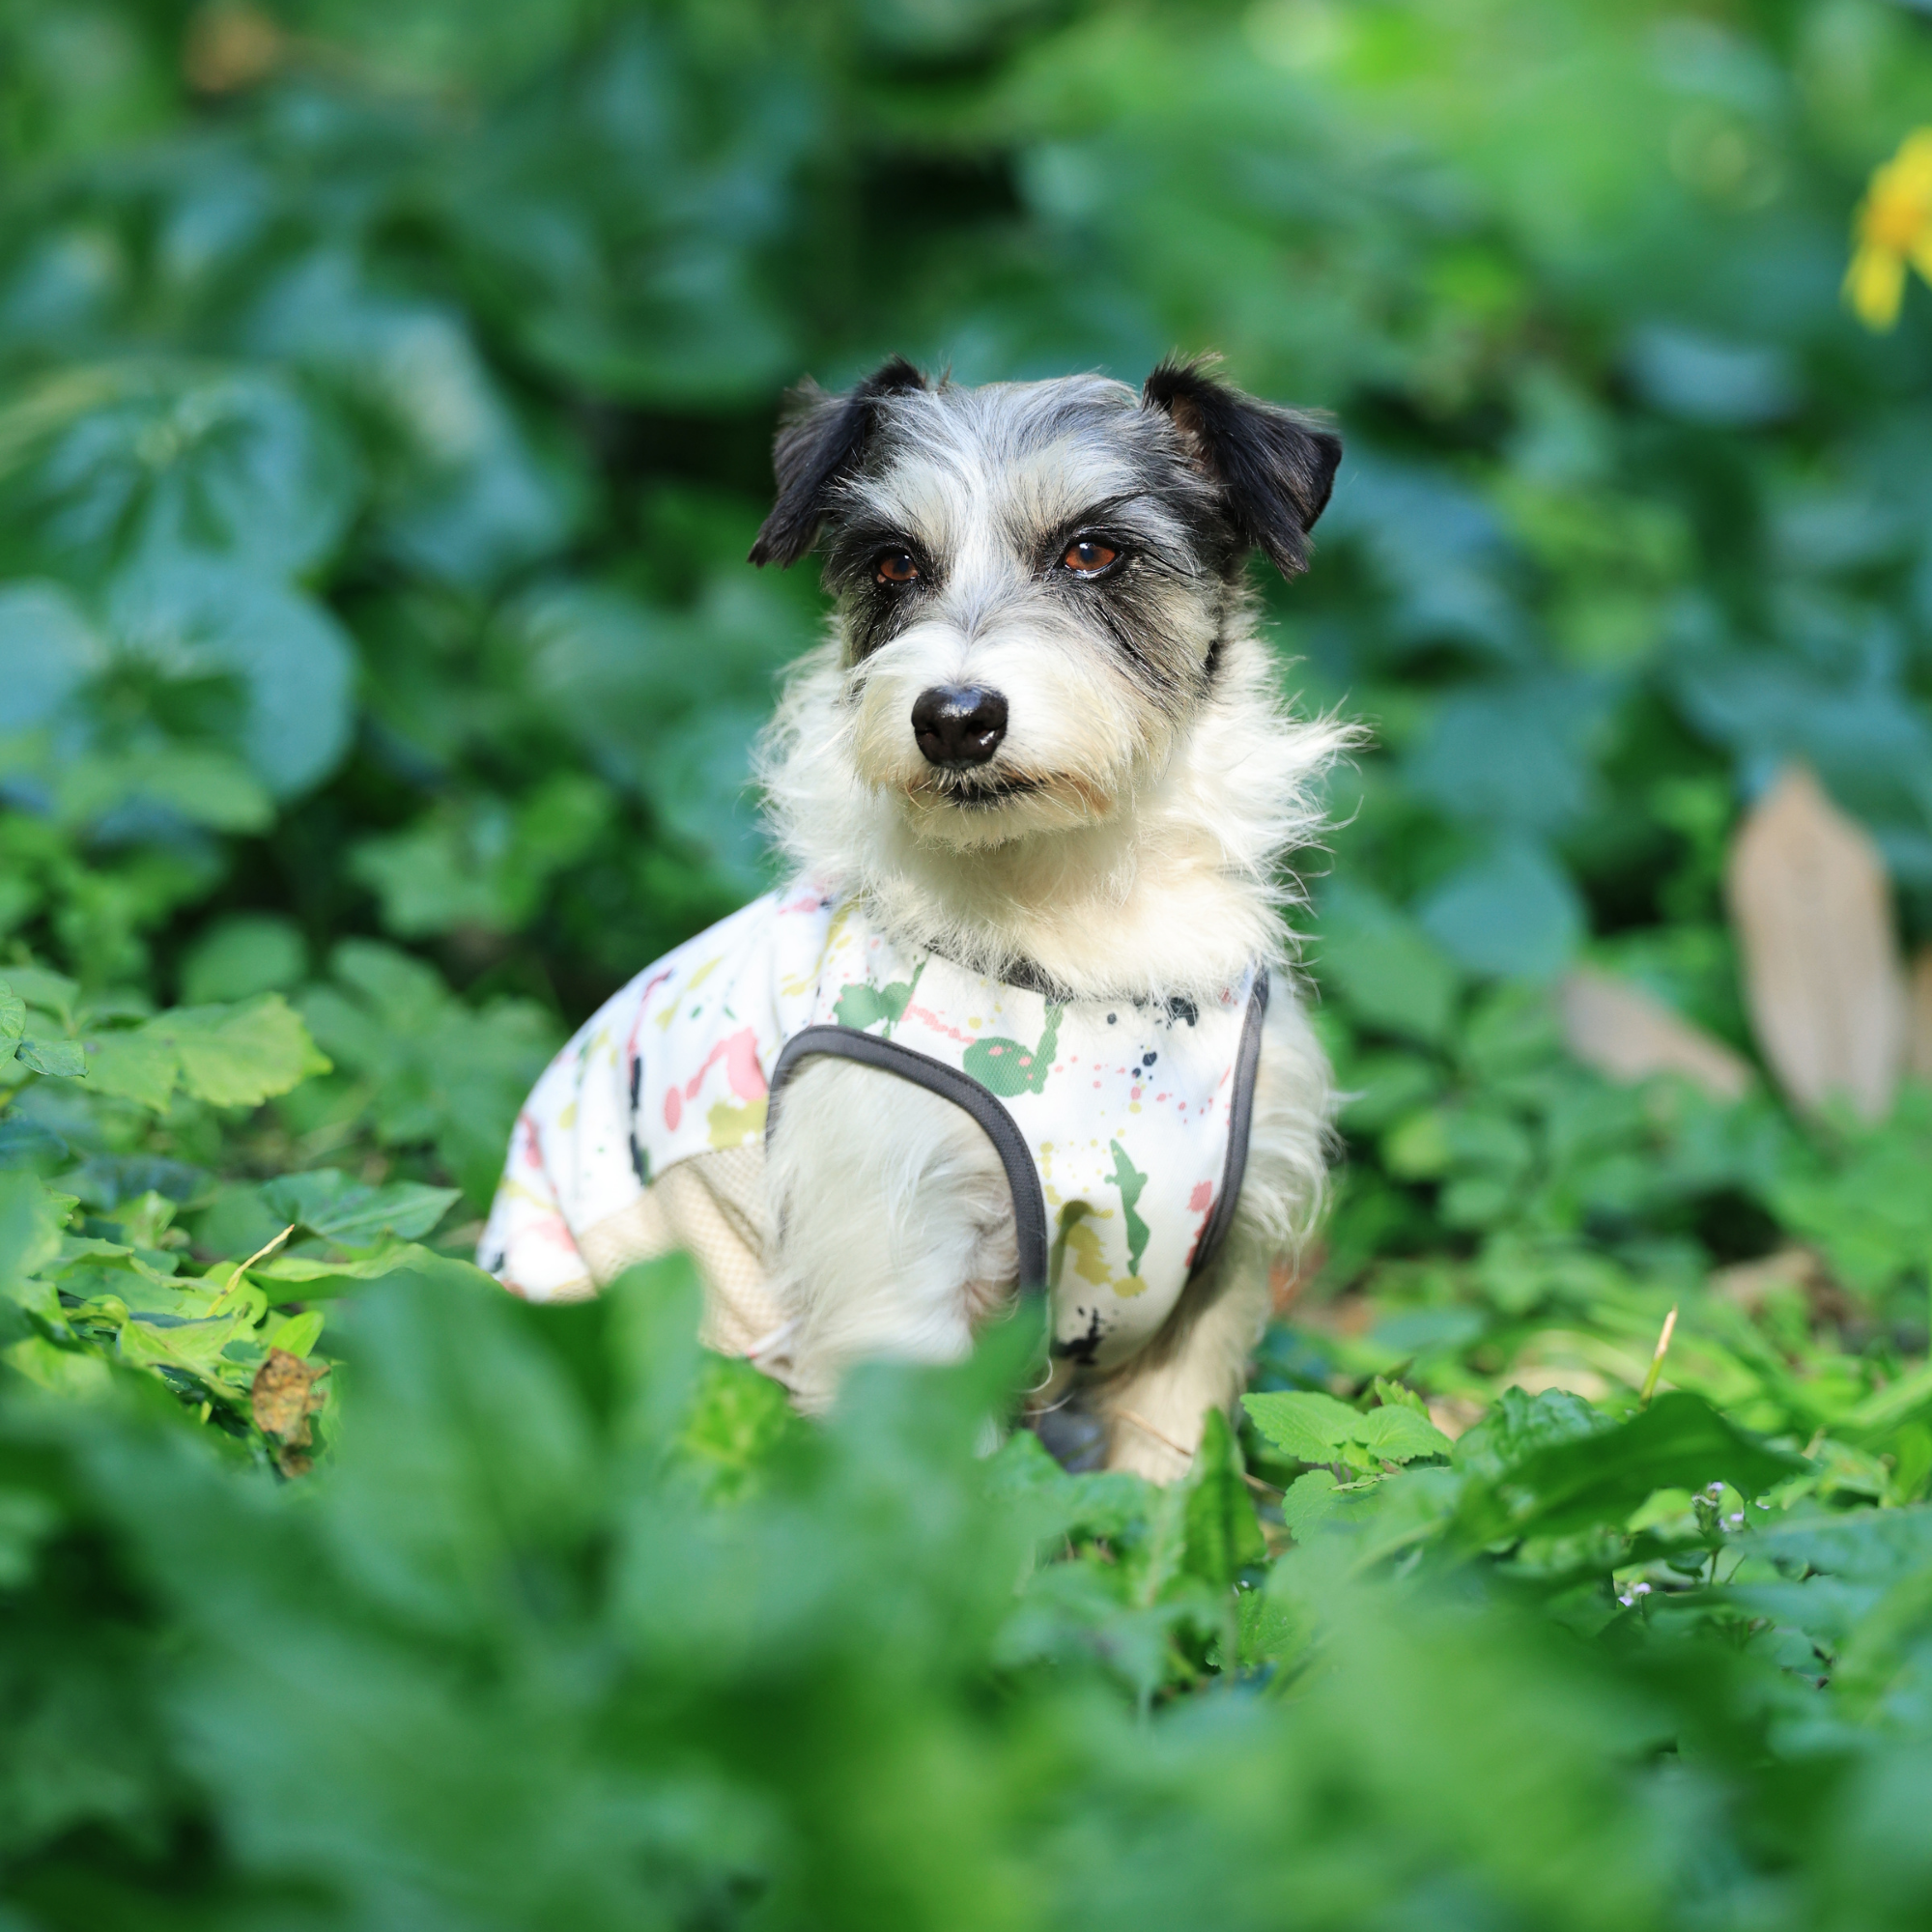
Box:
[0,983,22,1049]
[270,1309,326,1359]
[0,581,104,732]
[144,998,329,1108]
[0,361,356,580]
[52,746,276,836]
[1452,1387,1612,1485]
[251,1243,491,1302]
[1279,1468,1341,1539]
[2,1334,111,1398]
[3,966,78,1027]
[1356,1405,1456,1463]
[84,1031,183,1113]
[1418,836,1585,982]
[115,1312,254,1383]
[105,563,356,801]
[0,1171,65,1322]
[1243,1389,1364,1463]
[180,916,308,1006]
[1454,1392,1807,1545]
[1316,880,1462,1045]
[15,1038,86,1078]
[1182,1407,1266,1589]
[261,1170,459,1247]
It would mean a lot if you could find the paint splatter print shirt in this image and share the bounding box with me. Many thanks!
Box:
[480,881,1262,1372]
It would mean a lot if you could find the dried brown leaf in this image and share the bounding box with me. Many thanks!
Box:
[250,1347,329,1447]
[1725,764,1908,1122]
[1556,967,1752,1100]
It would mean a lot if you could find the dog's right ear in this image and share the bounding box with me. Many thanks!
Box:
[748,356,926,567]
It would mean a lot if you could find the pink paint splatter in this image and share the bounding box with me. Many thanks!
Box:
[667,1027,769,1137]
[1182,1182,1215,1266]
[904,1004,977,1044]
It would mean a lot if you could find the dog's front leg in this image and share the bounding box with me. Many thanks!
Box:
[1089,994,1333,1481]
[1087,1247,1275,1481]
[762,1057,1019,1409]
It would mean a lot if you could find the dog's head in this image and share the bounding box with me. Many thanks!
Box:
[750,357,1339,850]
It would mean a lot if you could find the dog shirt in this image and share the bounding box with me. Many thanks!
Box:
[479,880,1267,1374]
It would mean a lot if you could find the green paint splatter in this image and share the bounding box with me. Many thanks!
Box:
[1106,1140,1150,1279]
[963,1003,1063,1097]
[833,958,925,1037]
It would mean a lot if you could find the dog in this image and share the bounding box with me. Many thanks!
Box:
[479,356,1348,1480]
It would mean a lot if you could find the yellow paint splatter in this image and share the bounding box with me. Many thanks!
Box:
[1061,1212,1113,1289]
[706,1096,768,1149]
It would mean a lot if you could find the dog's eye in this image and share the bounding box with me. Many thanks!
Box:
[1061,539,1120,576]
[873,550,920,585]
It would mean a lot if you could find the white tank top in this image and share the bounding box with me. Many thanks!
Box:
[480,880,1266,1372]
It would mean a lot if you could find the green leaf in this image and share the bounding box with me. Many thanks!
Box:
[179,916,308,1007]
[270,1309,326,1359]
[1316,881,1462,1045]
[1417,835,1585,982]
[0,982,22,1049]
[16,1038,86,1078]
[104,563,356,802]
[1243,1389,1364,1463]
[1454,1392,1807,1545]
[0,581,105,734]
[0,1170,65,1318]
[260,1170,460,1247]
[1452,1386,1612,1485]
[83,1031,183,1113]
[1356,1405,1455,1463]
[1372,1376,1433,1416]
[0,362,357,580]
[1182,1407,1266,1589]
[144,997,329,1108]
[3,966,78,1028]
[1279,1468,1342,1539]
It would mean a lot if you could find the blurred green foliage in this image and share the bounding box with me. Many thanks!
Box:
[6,0,1932,1922]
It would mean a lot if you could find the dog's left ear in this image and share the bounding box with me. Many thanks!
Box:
[1143,357,1341,579]
[749,356,927,567]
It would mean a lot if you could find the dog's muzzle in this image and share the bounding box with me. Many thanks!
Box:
[911,685,1008,767]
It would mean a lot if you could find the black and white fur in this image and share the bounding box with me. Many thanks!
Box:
[751,356,1347,1479]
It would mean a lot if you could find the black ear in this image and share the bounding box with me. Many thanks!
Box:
[1143,356,1341,579]
[748,356,927,567]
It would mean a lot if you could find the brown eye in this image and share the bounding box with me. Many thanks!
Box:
[1061,539,1119,576]
[874,550,920,584]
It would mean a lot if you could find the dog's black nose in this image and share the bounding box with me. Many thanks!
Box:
[912,685,1008,766]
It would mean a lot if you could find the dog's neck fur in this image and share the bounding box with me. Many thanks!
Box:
[760,629,1346,1004]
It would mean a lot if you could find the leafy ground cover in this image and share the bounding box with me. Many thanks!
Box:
[5,0,1932,1924]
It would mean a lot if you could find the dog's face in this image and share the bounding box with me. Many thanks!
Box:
[751,359,1339,850]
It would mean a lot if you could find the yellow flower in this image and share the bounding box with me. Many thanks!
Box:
[1846,128,1932,331]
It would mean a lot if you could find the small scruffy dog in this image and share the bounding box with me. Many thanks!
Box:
[481,356,1347,1480]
